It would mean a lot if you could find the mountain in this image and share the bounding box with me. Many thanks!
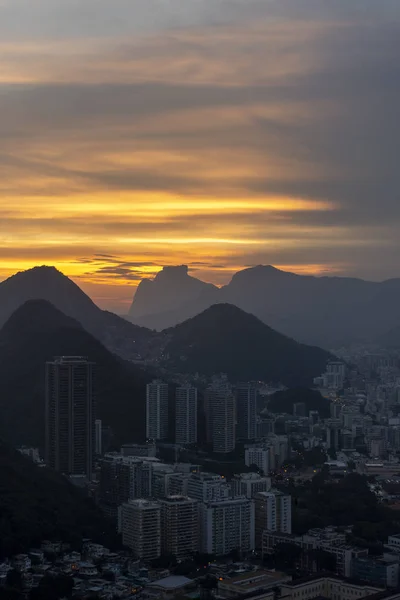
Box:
[377,325,400,348]
[161,303,332,385]
[0,300,152,448]
[0,266,153,359]
[128,265,219,328]
[0,442,119,558]
[267,388,331,418]
[129,265,400,348]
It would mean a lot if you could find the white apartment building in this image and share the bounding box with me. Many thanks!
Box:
[245,446,271,475]
[255,490,291,548]
[187,472,231,502]
[146,380,169,440]
[175,385,198,445]
[200,498,255,555]
[233,473,271,498]
[279,575,382,600]
[120,499,161,561]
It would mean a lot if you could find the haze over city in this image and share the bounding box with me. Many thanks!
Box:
[1,0,400,311]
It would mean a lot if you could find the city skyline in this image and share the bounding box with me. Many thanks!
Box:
[1,0,400,312]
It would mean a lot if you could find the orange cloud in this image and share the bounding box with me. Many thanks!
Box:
[1,5,399,310]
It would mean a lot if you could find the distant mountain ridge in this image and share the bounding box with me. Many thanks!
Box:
[128,265,400,347]
[161,303,332,386]
[0,299,152,448]
[0,266,154,359]
[129,265,218,321]
[0,299,332,448]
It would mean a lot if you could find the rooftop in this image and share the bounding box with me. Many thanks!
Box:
[220,570,288,589]
[150,576,193,590]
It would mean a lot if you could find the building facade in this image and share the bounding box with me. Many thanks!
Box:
[45,356,95,478]
[235,383,257,440]
[120,499,161,561]
[159,496,199,560]
[146,380,169,440]
[175,385,198,445]
[212,389,236,454]
[245,446,271,475]
[187,472,231,503]
[200,498,255,555]
[233,473,271,498]
[255,490,292,548]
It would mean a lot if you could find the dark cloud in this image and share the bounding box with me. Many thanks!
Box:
[1,0,400,302]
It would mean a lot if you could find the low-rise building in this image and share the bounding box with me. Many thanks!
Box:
[352,556,399,588]
[279,575,383,600]
[218,570,290,598]
[232,473,271,498]
[148,575,195,599]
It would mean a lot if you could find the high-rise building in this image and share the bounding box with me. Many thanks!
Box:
[159,496,199,560]
[245,446,271,475]
[187,472,231,502]
[211,388,236,454]
[95,419,102,455]
[233,473,271,498]
[146,380,169,440]
[254,490,292,548]
[45,356,95,479]
[203,375,231,444]
[120,499,161,561]
[121,443,157,457]
[236,383,257,440]
[175,385,198,445]
[200,498,255,555]
[99,454,156,518]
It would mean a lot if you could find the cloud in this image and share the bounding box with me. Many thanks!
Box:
[0,0,400,309]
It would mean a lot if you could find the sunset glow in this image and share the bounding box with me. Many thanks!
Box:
[1,0,399,311]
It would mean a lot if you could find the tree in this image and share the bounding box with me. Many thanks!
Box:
[199,575,218,590]
[6,570,22,589]
[151,554,177,569]
[229,548,241,561]
[29,574,73,600]
[274,543,302,570]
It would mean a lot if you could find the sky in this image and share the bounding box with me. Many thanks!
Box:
[1,0,399,312]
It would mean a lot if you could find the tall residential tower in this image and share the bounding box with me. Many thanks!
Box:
[146,380,169,440]
[236,383,257,440]
[45,356,95,479]
[175,385,198,445]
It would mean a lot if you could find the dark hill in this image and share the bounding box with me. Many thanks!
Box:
[267,387,330,417]
[130,264,400,348]
[377,324,400,348]
[162,304,332,386]
[0,442,119,558]
[0,300,152,448]
[0,266,153,359]
[129,265,218,327]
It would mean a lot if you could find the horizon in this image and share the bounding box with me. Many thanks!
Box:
[1,262,399,314]
[1,0,400,311]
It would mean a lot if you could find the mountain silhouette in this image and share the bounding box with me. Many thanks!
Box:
[0,442,118,558]
[128,265,400,347]
[162,303,332,385]
[129,265,218,324]
[0,299,152,448]
[0,266,153,358]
